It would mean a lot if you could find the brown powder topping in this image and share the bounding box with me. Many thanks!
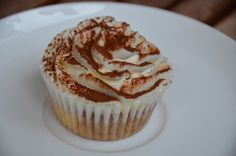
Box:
[41,16,172,104]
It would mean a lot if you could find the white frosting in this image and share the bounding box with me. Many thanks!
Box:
[41,16,172,111]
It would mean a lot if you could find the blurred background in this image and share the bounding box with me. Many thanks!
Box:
[0,0,235,40]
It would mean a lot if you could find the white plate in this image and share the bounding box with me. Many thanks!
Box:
[0,2,236,156]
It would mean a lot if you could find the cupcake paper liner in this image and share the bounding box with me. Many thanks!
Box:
[41,70,164,141]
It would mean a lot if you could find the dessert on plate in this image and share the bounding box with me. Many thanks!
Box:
[41,16,172,141]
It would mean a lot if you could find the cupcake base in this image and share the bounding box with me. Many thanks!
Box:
[52,100,156,141]
[41,71,163,141]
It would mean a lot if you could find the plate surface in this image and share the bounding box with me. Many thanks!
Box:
[0,2,236,156]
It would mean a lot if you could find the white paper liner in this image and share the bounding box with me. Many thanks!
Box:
[41,69,168,140]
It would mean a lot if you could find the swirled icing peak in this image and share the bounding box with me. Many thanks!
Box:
[42,16,172,104]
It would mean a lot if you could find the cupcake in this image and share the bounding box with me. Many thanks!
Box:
[41,16,172,141]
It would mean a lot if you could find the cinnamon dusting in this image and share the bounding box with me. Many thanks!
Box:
[42,16,172,103]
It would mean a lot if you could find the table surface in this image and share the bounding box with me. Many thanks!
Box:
[1,0,236,40]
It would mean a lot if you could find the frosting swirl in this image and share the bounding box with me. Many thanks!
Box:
[42,16,172,104]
